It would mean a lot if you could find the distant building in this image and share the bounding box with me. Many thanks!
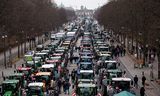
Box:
[65,6,74,11]
[75,6,94,17]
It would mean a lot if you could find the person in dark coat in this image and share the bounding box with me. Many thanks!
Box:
[120,46,123,56]
[116,46,120,57]
[70,57,73,64]
[65,81,70,95]
[140,86,145,96]
[58,79,62,93]
[134,75,138,88]
[123,48,126,56]
[142,75,146,86]
[71,69,76,83]
[63,81,67,93]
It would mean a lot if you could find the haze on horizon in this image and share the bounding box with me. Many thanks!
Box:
[54,0,108,10]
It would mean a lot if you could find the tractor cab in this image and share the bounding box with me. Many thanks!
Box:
[24,54,33,62]
[80,56,93,63]
[36,44,44,51]
[35,52,48,62]
[39,64,55,73]
[103,61,118,70]
[111,77,132,92]
[80,52,94,58]
[98,46,110,52]
[2,80,20,96]
[35,72,51,87]
[27,82,46,96]
[79,70,94,83]
[75,83,98,96]
[16,67,32,77]
[25,60,42,69]
[33,56,42,62]
[107,69,122,79]
[79,62,93,70]
[99,53,112,61]
[8,73,25,88]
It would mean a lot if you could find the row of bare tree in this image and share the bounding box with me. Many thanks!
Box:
[0,0,76,46]
[96,0,160,78]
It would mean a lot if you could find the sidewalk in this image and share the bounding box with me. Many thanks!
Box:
[0,36,45,67]
[0,40,50,83]
[60,64,77,96]
[59,37,81,96]
[118,54,160,96]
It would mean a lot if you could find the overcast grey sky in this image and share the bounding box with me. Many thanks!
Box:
[54,0,108,9]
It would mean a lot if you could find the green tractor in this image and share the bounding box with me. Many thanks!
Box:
[16,67,33,78]
[25,60,42,70]
[107,69,123,80]
[2,79,21,96]
[75,83,99,96]
[8,73,26,88]
[26,82,46,96]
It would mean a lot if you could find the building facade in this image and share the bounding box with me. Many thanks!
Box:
[75,6,94,17]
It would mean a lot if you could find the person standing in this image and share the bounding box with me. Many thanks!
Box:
[71,69,76,83]
[58,78,62,94]
[142,75,146,86]
[140,86,145,96]
[50,78,56,89]
[70,57,73,64]
[65,81,71,95]
[63,81,67,94]
[123,48,126,56]
[134,75,138,88]
[116,46,120,57]
[119,46,123,56]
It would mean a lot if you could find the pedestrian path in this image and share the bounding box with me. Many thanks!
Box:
[0,40,50,83]
[118,54,160,96]
[58,55,78,96]
[59,36,81,96]
[59,64,77,96]
[0,36,42,67]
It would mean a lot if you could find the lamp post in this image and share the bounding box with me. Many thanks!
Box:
[2,35,7,68]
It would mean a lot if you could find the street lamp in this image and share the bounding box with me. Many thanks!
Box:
[2,35,7,68]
